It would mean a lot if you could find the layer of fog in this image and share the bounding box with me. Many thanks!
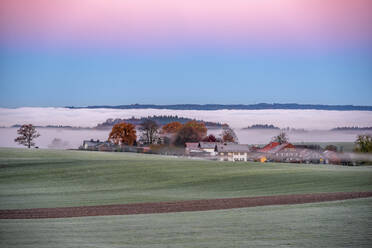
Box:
[2,127,372,149]
[1,107,371,149]
[1,107,372,129]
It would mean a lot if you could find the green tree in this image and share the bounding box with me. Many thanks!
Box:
[354,135,372,153]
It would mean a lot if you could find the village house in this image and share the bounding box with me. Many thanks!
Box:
[215,143,251,162]
[198,142,218,155]
[252,141,328,164]
[97,142,120,152]
[81,139,103,150]
[80,138,347,165]
[185,142,203,155]
[250,142,295,162]
[270,147,324,163]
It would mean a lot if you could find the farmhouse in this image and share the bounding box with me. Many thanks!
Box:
[198,142,218,155]
[270,148,324,163]
[252,141,329,164]
[185,142,202,155]
[97,142,120,152]
[215,143,251,162]
[82,139,103,150]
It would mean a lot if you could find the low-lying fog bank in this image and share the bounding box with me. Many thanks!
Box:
[1,107,372,129]
[1,107,371,149]
[1,127,371,149]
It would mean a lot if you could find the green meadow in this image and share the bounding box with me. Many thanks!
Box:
[0,198,371,248]
[0,148,371,209]
[1,148,372,248]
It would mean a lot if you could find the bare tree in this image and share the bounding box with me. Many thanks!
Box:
[139,119,159,144]
[272,132,288,144]
[221,126,238,143]
[14,124,40,148]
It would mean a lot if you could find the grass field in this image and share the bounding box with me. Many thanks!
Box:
[1,148,372,247]
[1,198,371,248]
[0,148,371,210]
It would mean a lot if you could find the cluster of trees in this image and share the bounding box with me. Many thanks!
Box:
[354,135,372,153]
[107,119,238,147]
[244,124,279,130]
[107,119,164,146]
[96,115,223,129]
[163,121,238,146]
[272,132,289,144]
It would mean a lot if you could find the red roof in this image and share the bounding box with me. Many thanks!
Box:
[259,142,294,153]
[260,142,280,152]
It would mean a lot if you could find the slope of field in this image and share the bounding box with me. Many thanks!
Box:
[1,198,371,248]
[0,148,371,210]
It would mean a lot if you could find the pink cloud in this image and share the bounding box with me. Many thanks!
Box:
[0,0,371,50]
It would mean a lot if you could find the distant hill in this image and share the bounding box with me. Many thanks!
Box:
[243,124,280,130]
[67,103,372,111]
[331,127,372,131]
[95,115,224,130]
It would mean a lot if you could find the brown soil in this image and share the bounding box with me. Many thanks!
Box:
[1,192,371,219]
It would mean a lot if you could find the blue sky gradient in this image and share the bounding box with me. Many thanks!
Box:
[1,1,372,107]
[1,47,371,107]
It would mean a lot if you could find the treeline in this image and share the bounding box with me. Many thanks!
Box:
[68,103,372,111]
[95,115,223,129]
[11,124,89,129]
[243,124,279,130]
[107,120,237,147]
[331,127,372,131]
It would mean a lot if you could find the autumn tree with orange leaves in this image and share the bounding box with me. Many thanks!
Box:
[184,121,207,138]
[108,122,137,146]
[173,121,208,146]
[162,121,183,134]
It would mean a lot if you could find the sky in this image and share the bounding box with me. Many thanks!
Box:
[0,0,371,107]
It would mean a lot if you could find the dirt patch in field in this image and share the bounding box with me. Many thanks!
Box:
[1,192,371,219]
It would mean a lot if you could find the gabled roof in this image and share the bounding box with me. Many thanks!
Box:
[268,143,295,153]
[83,140,103,147]
[259,142,280,152]
[198,142,218,149]
[259,142,294,153]
[97,141,117,148]
[215,144,250,153]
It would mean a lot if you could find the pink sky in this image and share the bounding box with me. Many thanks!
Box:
[1,0,371,50]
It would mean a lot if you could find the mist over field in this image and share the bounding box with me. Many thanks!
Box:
[1,107,372,148]
[1,107,372,129]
